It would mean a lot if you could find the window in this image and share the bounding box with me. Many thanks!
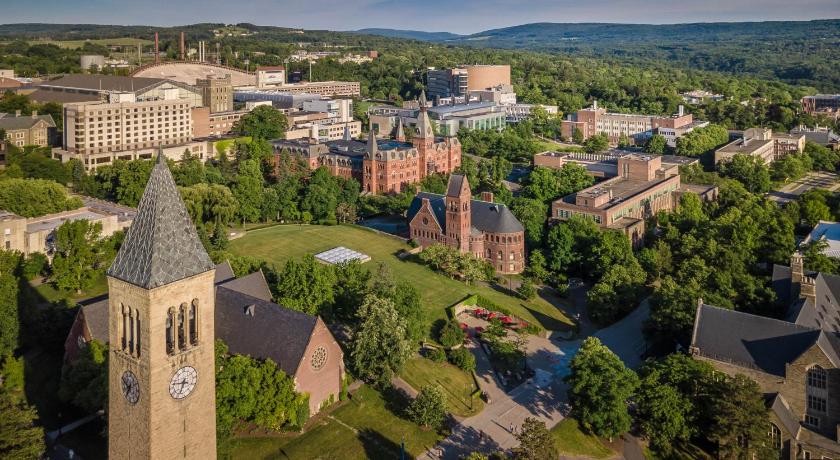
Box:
[189,299,198,345]
[804,415,820,429]
[808,395,827,413]
[807,366,827,389]
[177,304,186,350]
[768,423,781,450]
[166,308,175,355]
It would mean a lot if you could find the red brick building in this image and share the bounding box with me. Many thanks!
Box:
[272,93,461,194]
[407,175,526,274]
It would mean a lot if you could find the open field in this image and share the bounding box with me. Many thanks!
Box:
[230,385,444,459]
[31,273,108,304]
[27,37,152,49]
[551,418,615,459]
[400,356,484,417]
[229,224,574,333]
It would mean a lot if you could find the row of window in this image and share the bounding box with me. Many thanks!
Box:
[165,301,200,355]
[118,304,141,358]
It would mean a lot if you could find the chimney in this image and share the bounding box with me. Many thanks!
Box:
[15,110,21,117]
[593,100,598,110]
[31,110,37,118]
[678,105,685,117]
[154,32,160,64]
[481,191,494,203]
[179,32,185,61]
[801,276,817,306]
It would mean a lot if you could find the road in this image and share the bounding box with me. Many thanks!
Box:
[769,171,839,204]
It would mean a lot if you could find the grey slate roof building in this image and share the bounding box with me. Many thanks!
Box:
[407,191,525,235]
[0,112,56,131]
[106,152,215,289]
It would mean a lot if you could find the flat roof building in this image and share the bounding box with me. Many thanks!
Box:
[715,128,805,165]
[29,74,203,107]
[551,154,717,247]
[195,74,233,113]
[802,94,840,117]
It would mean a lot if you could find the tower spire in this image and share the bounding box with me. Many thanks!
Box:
[395,117,406,142]
[367,127,378,155]
[107,147,214,289]
[343,124,352,141]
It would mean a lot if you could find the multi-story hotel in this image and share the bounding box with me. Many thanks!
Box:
[56,92,205,169]
[561,102,707,147]
[407,174,526,274]
[551,154,717,247]
[272,97,461,194]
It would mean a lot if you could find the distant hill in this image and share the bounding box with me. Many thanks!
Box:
[355,28,462,42]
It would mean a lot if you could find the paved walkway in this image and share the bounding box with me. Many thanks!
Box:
[418,339,567,459]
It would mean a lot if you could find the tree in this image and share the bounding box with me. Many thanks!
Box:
[636,374,693,453]
[351,295,412,386]
[565,337,638,440]
[708,374,773,460]
[274,254,336,315]
[675,124,729,157]
[51,219,104,293]
[332,260,372,321]
[717,154,771,194]
[517,278,537,300]
[447,347,476,372]
[644,134,667,154]
[572,127,584,144]
[0,251,20,358]
[512,417,558,460]
[215,340,307,435]
[406,384,447,429]
[232,159,264,223]
[59,339,108,412]
[0,178,83,217]
[237,105,288,140]
[510,197,548,248]
[0,391,45,460]
[301,167,340,222]
[583,133,609,153]
[439,320,466,348]
[586,262,646,325]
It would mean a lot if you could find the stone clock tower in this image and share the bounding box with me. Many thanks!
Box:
[106,152,217,459]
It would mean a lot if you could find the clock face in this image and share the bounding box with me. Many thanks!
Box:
[121,370,140,405]
[169,366,198,400]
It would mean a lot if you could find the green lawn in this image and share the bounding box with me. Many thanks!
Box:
[230,385,443,459]
[551,418,615,459]
[400,356,484,418]
[229,224,573,333]
[31,273,109,304]
[537,139,584,153]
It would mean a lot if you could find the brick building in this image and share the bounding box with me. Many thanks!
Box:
[690,253,840,459]
[195,74,233,113]
[550,154,718,247]
[715,128,806,165]
[407,175,526,274]
[63,154,344,457]
[561,101,707,147]
[272,96,461,194]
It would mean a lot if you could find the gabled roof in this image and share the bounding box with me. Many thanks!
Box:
[407,191,524,235]
[217,271,273,302]
[106,152,215,289]
[691,304,840,376]
[81,299,109,343]
[213,260,235,284]
[0,113,56,131]
[215,286,317,376]
[769,393,801,438]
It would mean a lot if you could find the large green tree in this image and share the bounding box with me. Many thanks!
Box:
[0,251,21,358]
[50,219,104,293]
[0,391,45,460]
[231,159,264,223]
[0,178,82,217]
[406,384,447,429]
[512,417,558,460]
[708,374,773,460]
[274,254,336,315]
[351,295,412,386]
[236,105,289,140]
[565,337,638,440]
[59,339,108,412]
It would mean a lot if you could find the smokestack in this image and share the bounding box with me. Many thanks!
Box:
[593,100,598,110]
[154,32,160,64]
[180,32,185,61]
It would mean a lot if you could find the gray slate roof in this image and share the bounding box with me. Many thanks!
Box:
[773,265,840,332]
[39,74,164,93]
[691,304,840,376]
[214,260,235,284]
[446,174,466,197]
[0,113,56,131]
[106,152,215,289]
[80,263,318,377]
[408,191,524,235]
[769,393,801,438]
[215,285,317,376]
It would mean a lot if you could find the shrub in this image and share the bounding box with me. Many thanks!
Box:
[22,252,49,280]
[517,279,537,300]
[429,347,447,363]
[447,347,476,373]
[439,320,466,348]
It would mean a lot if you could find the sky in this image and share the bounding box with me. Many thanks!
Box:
[3,0,840,34]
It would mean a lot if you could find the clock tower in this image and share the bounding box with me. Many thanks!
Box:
[106,152,217,459]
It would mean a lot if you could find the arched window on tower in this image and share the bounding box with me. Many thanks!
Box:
[177,304,186,350]
[135,308,141,358]
[128,308,135,355]
[189,299,198,345]
[166,308,175,355]
[119,303,127,352]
